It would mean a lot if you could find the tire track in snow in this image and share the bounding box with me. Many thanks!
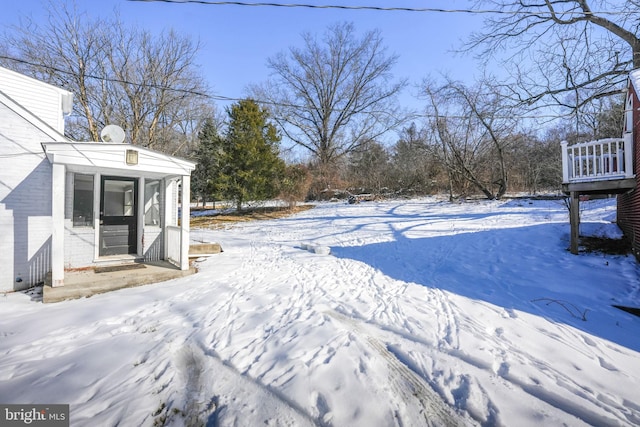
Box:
[237,241,465,425]
[396,221,630,425]
[311,243,631,426]
[279,236,483,425]
[326,310,467,427]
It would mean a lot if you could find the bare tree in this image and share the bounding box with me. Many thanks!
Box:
[468,0,640,114]
[1,2,107,141]
[422,77,520,200]
[168,100,223,158]
[582,95,626,139]
[1,0,210,151]
[104,25,206,150]
[253,22,407,186]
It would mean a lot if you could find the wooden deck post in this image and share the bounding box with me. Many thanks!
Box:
[570,191,580,254]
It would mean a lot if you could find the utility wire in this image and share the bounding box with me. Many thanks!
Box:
[0,54,594,120]
[1,54,244,103]
[127,0,636,16]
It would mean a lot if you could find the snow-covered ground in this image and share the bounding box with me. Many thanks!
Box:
[2,197,639,426]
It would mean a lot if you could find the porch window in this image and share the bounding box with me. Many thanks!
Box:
[73,174,94,227]
[104,180,135,216]
[145,180,161,226]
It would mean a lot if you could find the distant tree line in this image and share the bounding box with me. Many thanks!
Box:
[307,92,623,201]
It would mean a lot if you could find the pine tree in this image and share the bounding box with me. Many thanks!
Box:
[221,99,285,211]
[192,118,224,208]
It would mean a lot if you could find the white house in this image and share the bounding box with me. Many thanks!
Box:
[0,66,195,292]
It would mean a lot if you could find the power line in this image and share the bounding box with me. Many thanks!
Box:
[0,54,244,103]
[0,55,212,95]
[126,0,636,16]
[0,54,600,121]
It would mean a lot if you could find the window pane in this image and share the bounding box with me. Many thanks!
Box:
[145,180,161,226]
[104,180,135,216]
[124,189,134,216]
[73,174,94,227]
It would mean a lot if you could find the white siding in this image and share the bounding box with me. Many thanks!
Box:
[0,67,70,133]
[64,226,95,268]
[143,229,164,261]
[0,102,54,291]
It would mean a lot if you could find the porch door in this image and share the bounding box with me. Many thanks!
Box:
[100,176,138,256]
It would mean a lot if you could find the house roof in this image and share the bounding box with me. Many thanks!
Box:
[41,142,196,178]
[629,69,640,95]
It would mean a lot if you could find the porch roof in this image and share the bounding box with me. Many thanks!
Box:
[41,141,196,178]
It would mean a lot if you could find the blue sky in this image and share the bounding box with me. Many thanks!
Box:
[1,0,488,113]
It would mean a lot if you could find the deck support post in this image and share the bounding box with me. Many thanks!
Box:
[570,191,580,255]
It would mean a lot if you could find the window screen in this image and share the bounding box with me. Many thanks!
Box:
[145,180,161,226]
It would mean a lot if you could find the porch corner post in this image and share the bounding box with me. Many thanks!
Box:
[561,141,569,183]
[138,177,145,258]
[163,179,172,261]
[570,191,580,255]
[51,163,65,286]
[179,174,191,270]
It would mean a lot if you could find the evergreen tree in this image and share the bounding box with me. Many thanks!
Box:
[221,99,285,211]
[192,118,224,208]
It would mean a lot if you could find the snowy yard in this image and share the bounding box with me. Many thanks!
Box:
[2,197,639,426]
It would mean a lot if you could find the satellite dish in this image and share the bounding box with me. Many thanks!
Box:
[100,125,126,143]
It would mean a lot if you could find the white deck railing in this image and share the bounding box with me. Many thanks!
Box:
[166,225,181,266]
[561,135,634,183]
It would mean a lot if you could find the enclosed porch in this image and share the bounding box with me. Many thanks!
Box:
[42,142,196,288]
